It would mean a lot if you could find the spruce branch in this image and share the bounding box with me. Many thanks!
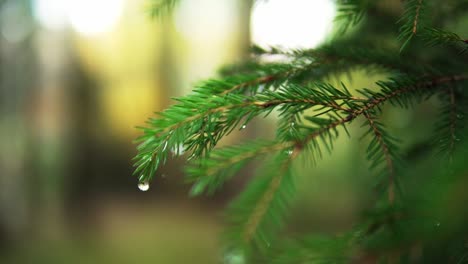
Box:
[134,83,350,183]
[252,41,433,77]
[334,0,369,34]
[221,75,277,95]
[412,0,423,35]
[225,152,297,251]
[134,1,468,261]
[136,74,467,185]
[362,111,400,204]
[242,151,297,243]
[224,76,466,251]
[217,59,329,96]
[186,140,287,196]
[398,0,427,52]
[432,84,466,161]
[423,27,468,53]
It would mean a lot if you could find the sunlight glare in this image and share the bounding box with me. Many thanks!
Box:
[251,0,336,49]
[33,0,124,35]
[68,0,124,36]
[174,0,237,42]
[33,0,69,29]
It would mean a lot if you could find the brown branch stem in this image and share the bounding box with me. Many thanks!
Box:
[412,0,423,34]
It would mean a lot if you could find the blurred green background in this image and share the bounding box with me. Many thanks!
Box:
[0,0,444,263]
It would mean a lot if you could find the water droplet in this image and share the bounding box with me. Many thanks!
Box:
[290,122,295,127]
[435,221,440,227]
[171,144,185,156]
[457,114,464,119]
[162,141,168,152]
[258,84,265,93]
[223,249,245,264]
[286,150,293,155]
[138,181,150,192]
[187,153,196,161]
[189,181,205,197]
[240,125,247,130]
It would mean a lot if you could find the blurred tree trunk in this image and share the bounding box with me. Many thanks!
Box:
[238,0,253,58]
[0,0,36,247]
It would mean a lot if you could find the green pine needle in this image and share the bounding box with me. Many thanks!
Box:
[398,0,427,52]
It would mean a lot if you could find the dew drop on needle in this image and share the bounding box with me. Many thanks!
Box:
[138,181,150,191]
[171,144,185,156]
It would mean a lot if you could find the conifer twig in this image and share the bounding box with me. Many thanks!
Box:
[187,75,468,195]
[399,0,427,51]
[363,112,396,204]
[221,75,277,95]
[203,142,288,177]
[137,1,468,259]
[243,149,298,242]
[157,98,347,137]
[307,75,468,141]
[412,0,423,35]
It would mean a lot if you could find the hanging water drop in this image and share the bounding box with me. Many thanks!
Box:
[240,124,247,130]
[286,149,293,155]
[223,249,245,264]
[162,141,168,152]
[189,181,205,197]
[187,153,196,161]
[138,181,150,191]
[258,84,265,93]
[171,144,185,156]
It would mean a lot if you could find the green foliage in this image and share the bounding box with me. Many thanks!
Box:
[225,153,296,253]
[432,83,467,159]
[360,110,403,203]
[334,0,369,34]
[423,27,468,53]
[398,0,428,52]
[186,140,280,196]
[134,1,468,263]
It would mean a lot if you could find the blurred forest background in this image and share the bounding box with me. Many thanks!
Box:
[0,0,465,263]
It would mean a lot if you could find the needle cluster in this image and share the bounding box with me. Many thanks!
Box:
[135,1,468,262]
